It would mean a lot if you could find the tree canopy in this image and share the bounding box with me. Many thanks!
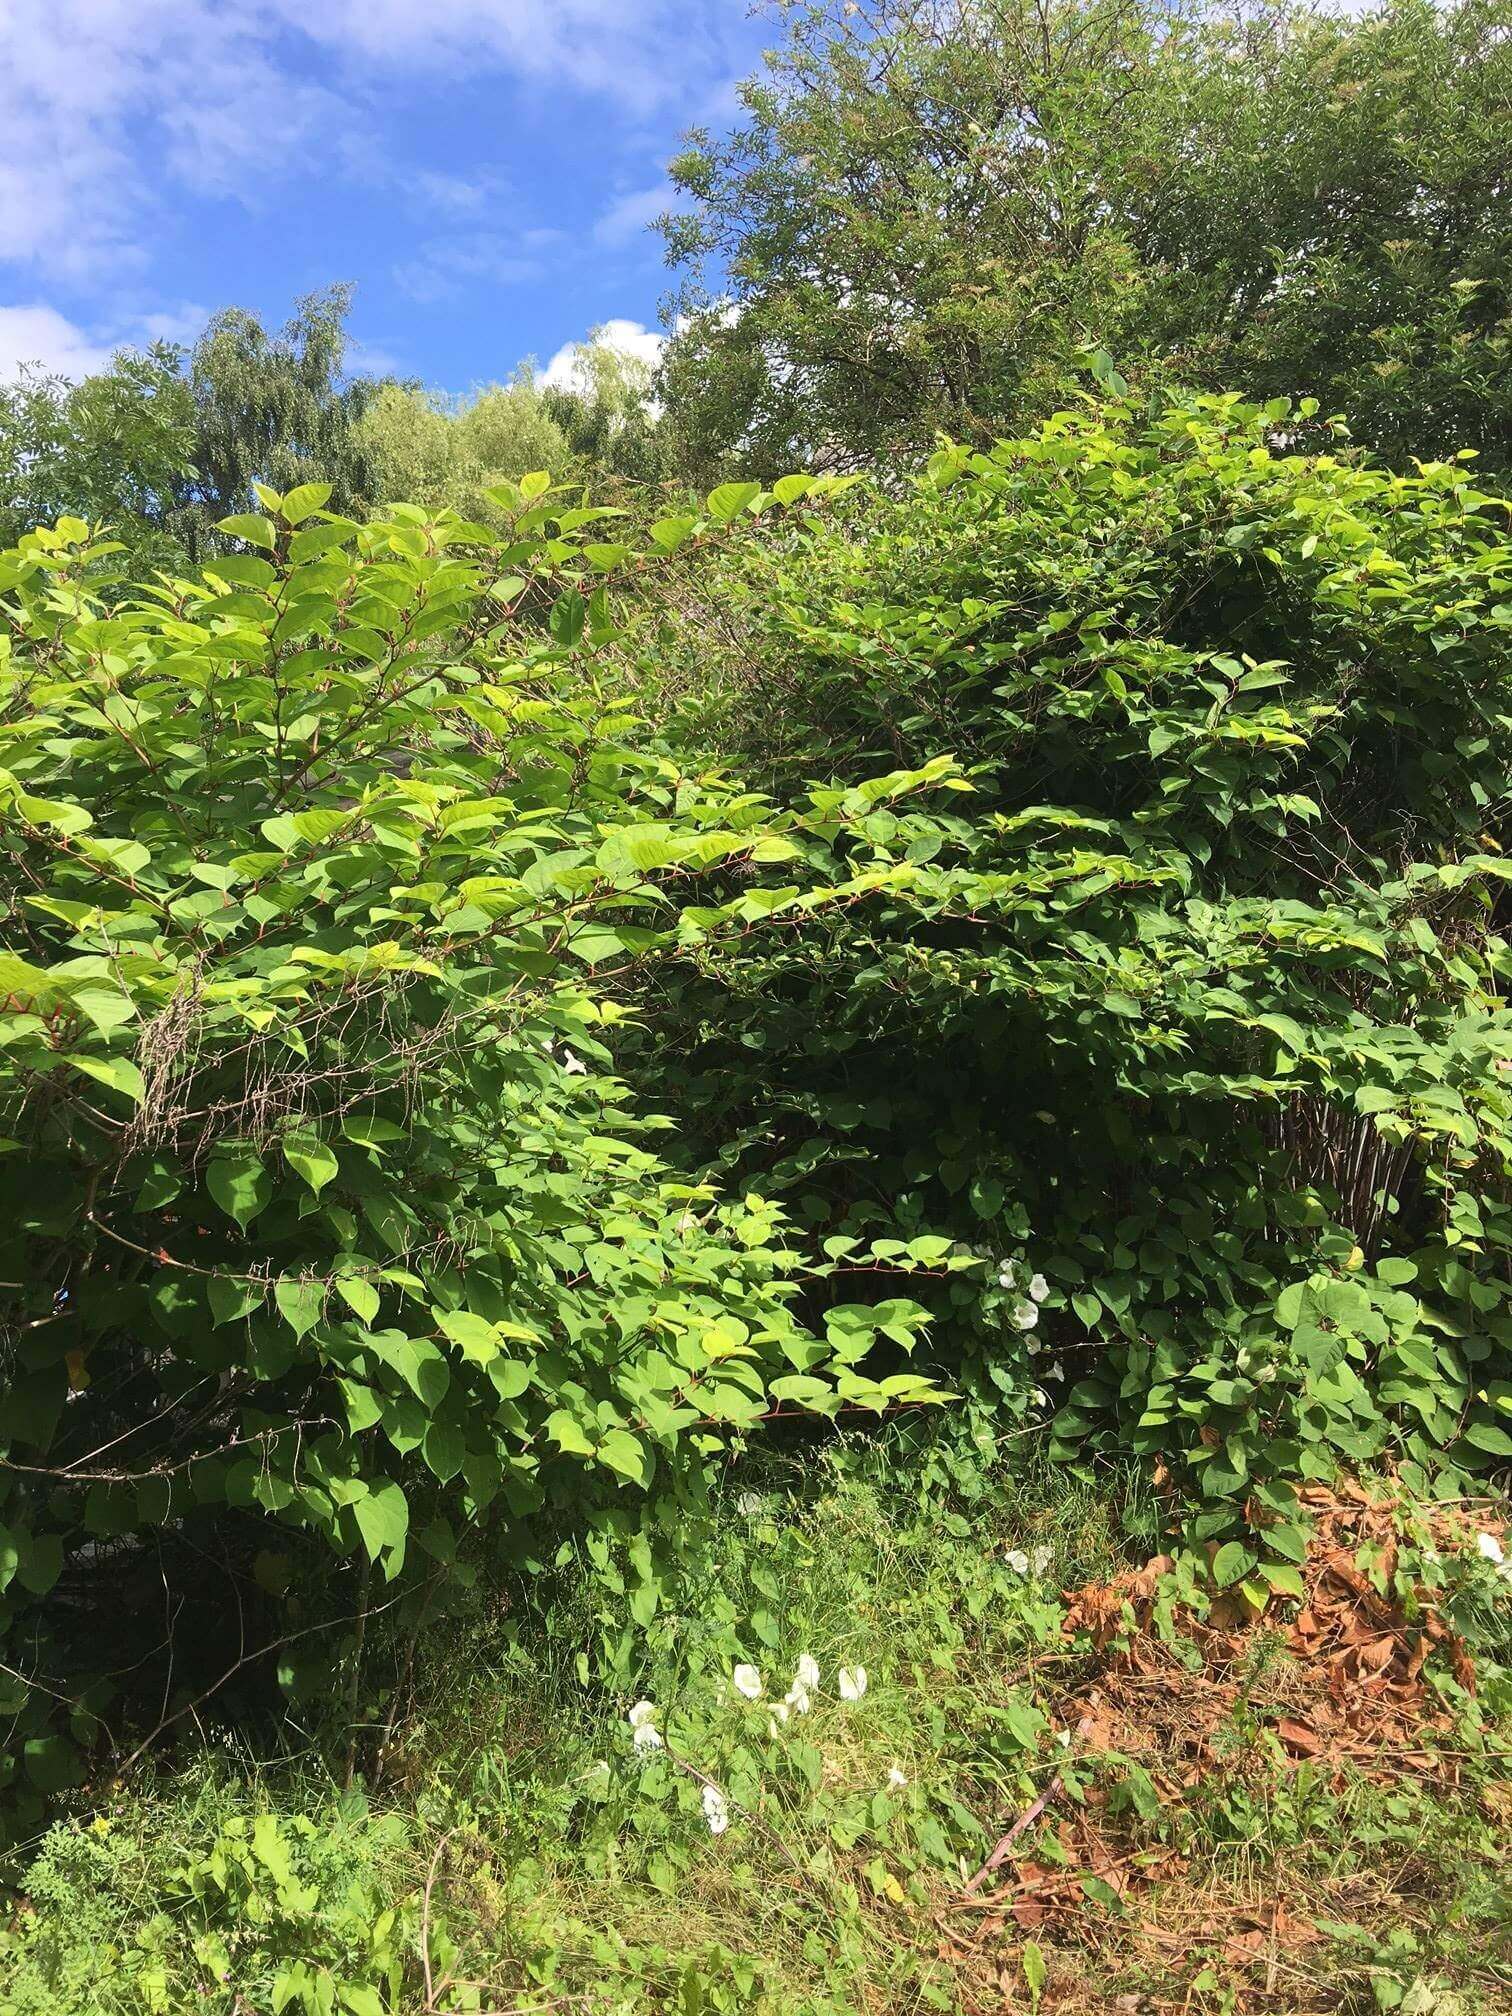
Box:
[660,0,1512,473]
[0,305,671,575]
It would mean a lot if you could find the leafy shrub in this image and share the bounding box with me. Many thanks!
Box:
[0,474,943,1825]
[0,1781,414,2015]
[637,387,1512,1578]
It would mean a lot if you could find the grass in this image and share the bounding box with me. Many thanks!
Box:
[1,1444,1508,2015]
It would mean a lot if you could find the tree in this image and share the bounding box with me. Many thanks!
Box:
[164,285,388,558]
[354,339,671,519]
[660,0,1512,474]
[541,333,670,483]
[635,389,1512,1538]
[352,375,572,518]
[1122,0,1512,469]
[0,347,194,567]
[0,288,390,567]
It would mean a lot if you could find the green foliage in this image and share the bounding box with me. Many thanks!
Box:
[0,348,195,570]
[0,1780,414,2015]
[352,379,573,523]
[0,471,943,1827]
[635,386,1512,1575]
[1,1453,1506,2013]
[0,307,673,583]
[0,290,389,574]
[538,332,670,485]
[661,0,1512,474]
[168,287,389,559]
[353,340,669,525]
[1124,0,1512,471]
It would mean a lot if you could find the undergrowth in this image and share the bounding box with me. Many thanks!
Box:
[3,1447,1507,2015]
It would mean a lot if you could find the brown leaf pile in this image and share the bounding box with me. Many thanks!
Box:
[1058,1482,1484,1773]
[937,1485,1503,2011]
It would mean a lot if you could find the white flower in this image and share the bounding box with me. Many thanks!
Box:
[1043,1360,1064,1382]
[784,1680,812,1715]
[997,1260,1017,1288]
[732,1663,763,1700]
[837,1665,868,1701]
[628,1700,663,1752]
[1013,1300,1040,1331]
[795,1653,820,1690]
[1055,1728,1072,1749]
[1029,1273,1049,1303]
[701,1782,730,1835]
[767,1703,790,1736]
[1004,1548,1030,1575]
[561,1048,587,1076]
[1030,1544,1055,1575]
[887,1765,908,1790]
[1476,1531,1505,1566]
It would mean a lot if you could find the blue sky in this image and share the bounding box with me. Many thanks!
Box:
[0,1,770,394]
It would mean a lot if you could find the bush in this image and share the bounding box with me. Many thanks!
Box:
[4,387,1510,1835]
[0,474,942,1829]
[636,387,1512,1571]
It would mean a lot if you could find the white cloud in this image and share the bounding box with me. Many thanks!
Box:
[276,2,753,117]
[541,317,664,393]
[0,2,344,282]
[0,301,204,383]
[0,305,113,381]
[394,234,549,306]
[593,182,679,250]
[0,2,748,290]
[345,337,410,380]
[411,171,490,217]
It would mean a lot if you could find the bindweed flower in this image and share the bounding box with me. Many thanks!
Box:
[887,1765,908,1790]
[767,1702,790,1737]
[1030,1544,1055,1575]
[1043,1360,1064,1382]
[628,1700,663,1752]
[1013,1300,1040,1331]
[732,1663,763,1700]
[795,1653,820,1690]
[1004,1548,1030,1575]
[784,1680,812,1715]
[1029,1272,1049,1303]
[702,1782,730,1835]
[997,1259,1017,1288]
[561,1048,588,1076]
[1476,1531,1505,1566]
[838,1665,868,1701]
